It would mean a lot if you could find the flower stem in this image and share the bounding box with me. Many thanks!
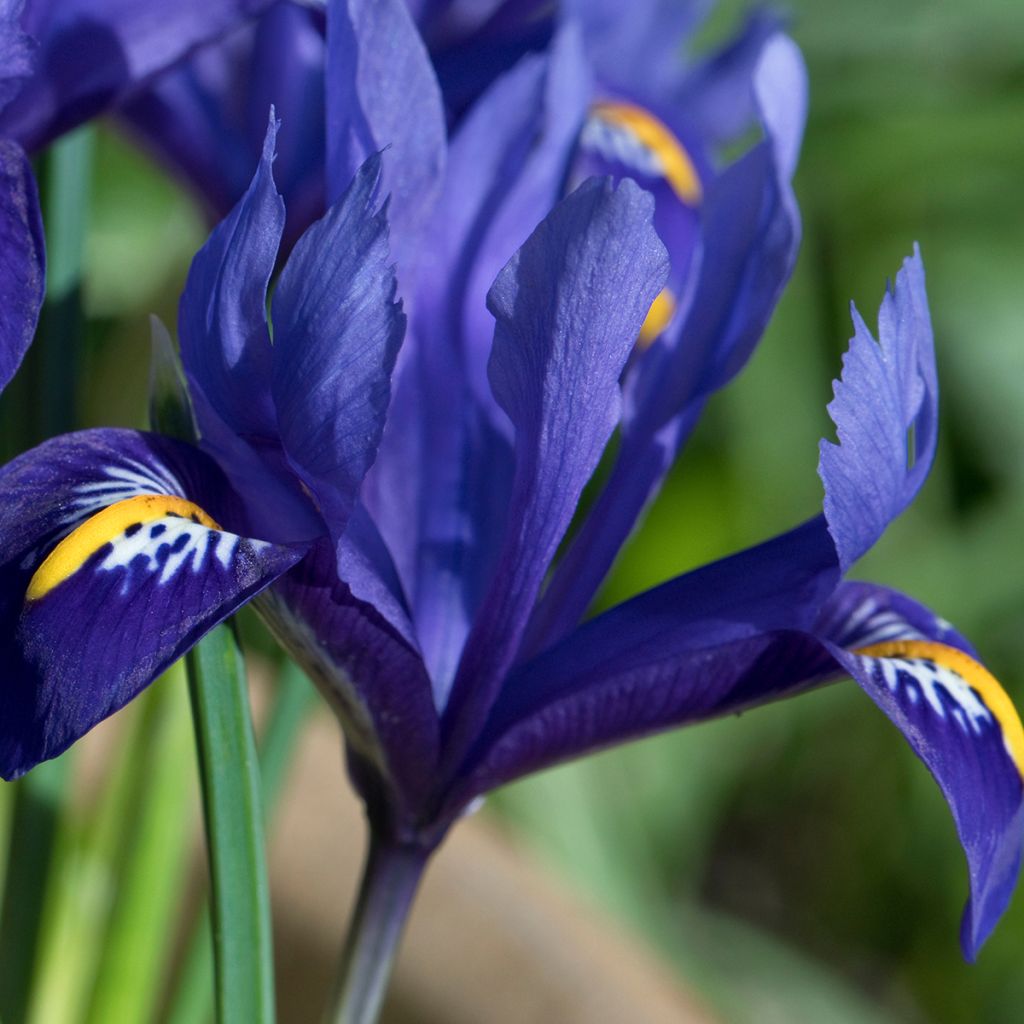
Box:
[328,837,427,1024]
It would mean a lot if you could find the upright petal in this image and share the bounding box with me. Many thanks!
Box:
[326,0,445,280]
[443,177,668,756]
[0,137,44,395]
[179,112,282,440]
[0,0,273,149]
[365,31,588,698]
[527,33,807,652]
[0,429,301,778]
[271,154,404,555]
[819,246,937,572]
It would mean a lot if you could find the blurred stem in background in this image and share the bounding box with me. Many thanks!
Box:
[0,126,96,1022]
[35,125,95,443]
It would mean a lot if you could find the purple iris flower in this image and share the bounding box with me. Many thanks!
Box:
[0,0,1020,964]
[112,0,779,259]
[0,0,274,393]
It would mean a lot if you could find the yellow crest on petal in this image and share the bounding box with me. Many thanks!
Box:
[27,494,220,601]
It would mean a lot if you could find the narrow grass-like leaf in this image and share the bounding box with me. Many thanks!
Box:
[0,756,71,1022]
[84,664,195,1023]
[186,627,275,1024]
[168,658,315,1024]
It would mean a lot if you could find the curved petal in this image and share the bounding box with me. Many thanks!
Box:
[326,0,445,283]
[819,245,936,572]
[468,517,840,795]
[0,137,44,395]
[179,111,281,439]
[0,0,273,149]
[0,428,301,779]
[272,153,404,555]
[820,582,1023,961]
[462,566,1024,960]
[443,176,668,755]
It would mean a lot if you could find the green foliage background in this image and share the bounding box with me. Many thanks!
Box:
[2,1,1022,1020]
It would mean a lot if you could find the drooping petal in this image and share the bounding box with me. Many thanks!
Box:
[527,33,806,652]
[271,153,404,556]
[819,245,936,572]
[464,557,1024,959]
[259,535,439,827]
[0,137,44,395]
[0,428,301,779]
[326,0,445,280]
[443,176,668,755]
[0,0,273,150]
[819,582,1024,961]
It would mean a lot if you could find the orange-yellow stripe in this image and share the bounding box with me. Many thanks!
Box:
[856,639,1024,775]
[26,494,220,601]
[592,101,703,205]
[639,288,676,347]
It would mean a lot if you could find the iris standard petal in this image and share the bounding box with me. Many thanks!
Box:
[820,582,1024,962]
[326,0,445,280]
[443,176,668,755]
[0,0,273,150]
[0,428,301,779]
[527,32,806,652]
[364,29,588,696]
[819,245,937,573]
[179,111,282,440]
[0,137,44,395]
[272,153,403,555]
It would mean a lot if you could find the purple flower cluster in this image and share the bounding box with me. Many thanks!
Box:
[0,0,1020,960]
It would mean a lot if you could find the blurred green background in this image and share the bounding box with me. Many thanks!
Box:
[2,0,1023,1021]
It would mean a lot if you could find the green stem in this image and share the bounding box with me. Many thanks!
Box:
[186,627,275,1024]
[327,838,427,1024]
[167,659,315,1024]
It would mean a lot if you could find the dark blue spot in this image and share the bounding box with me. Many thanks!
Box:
[124,522,142,537]
[169,533,190,554]
[150,523,166,538]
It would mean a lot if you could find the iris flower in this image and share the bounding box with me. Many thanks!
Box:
[0,0,1020,967]
[0,0,274,393]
